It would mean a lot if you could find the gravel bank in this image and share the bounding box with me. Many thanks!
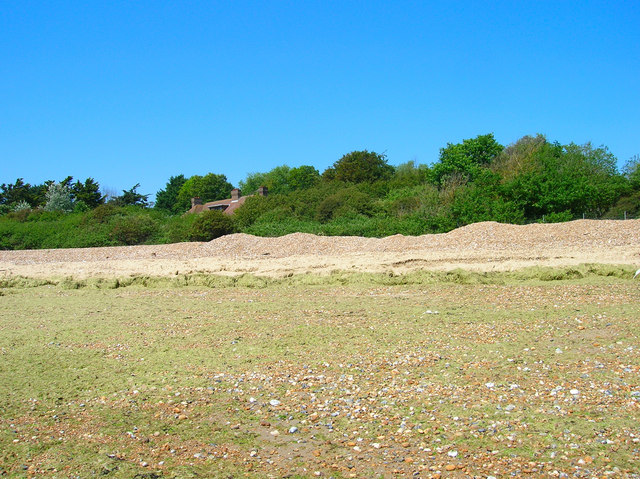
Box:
[1,220,638,279]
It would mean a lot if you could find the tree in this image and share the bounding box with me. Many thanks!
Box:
[44,182,74,212]
[500,137,625,219]
[239,172,268,196]
[263,165,292,194]
[240,165,320,196]
[323,150,394,183]
[623,154,640,190]
[175,173,233,212]
[72,178,105,208]
[0,178,41,208]
[288,165,320,190]
[109,183,150,207]
[431,134,504,186]
[155,174,187,213]
[389,161,430,188]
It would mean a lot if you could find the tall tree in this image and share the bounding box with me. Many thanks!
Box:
[323,150,394,183]
[155,174,187,213]
[623,154,640,190]
[109,183,150,207]
[72,178,105,208]
[431,134,504,186]
[1,178,28,206]
[288,165,320,190]
[175,173,233,212]
[500,137,625,218]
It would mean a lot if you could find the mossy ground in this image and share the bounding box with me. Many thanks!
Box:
[1,266,639,477]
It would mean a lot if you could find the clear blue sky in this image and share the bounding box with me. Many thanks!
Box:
[2,0,638,201]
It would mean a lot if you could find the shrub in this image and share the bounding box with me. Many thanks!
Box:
[603,191,640,219]
[188,210,235,242]
[541,211,573,223]
[162,213,198,243]
[110,215,159,245]
[316,188,376,222]
[233,195,272,228]
[13,201,32,213]
[89,204,120,223]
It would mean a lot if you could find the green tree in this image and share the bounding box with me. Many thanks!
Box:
[288,165,320,190]
[431,134,504,186]
[240,165,320,195]
[155,174,187,213]
[175,173,233,212]
[323,150,394,183]
[72,178,105,208]
[389,161,430,188]
[500,137,625,219]
[109,183,150,207]
[0,178,44,208]
[238,171,268,195]
[623,154,640,190]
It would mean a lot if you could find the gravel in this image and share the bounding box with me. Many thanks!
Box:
[1,219,638,277]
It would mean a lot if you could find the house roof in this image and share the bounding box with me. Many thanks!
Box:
[187,191,250,215]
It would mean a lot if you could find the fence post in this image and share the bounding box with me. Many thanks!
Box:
[624,211,627,220]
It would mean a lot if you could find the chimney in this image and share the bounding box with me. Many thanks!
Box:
[231,188,240,201]
[258,186,268,197]
[191,197,202,207]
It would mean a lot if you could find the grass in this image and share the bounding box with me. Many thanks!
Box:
[1,267,639,477]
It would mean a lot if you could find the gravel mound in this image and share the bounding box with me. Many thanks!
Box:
[1,220,638,278]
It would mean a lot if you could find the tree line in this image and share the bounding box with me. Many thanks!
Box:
[1,133,639,249]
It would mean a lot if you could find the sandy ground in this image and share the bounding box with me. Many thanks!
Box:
[1,220,639,279]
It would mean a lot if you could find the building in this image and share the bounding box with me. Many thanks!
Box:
[187,187,268,215]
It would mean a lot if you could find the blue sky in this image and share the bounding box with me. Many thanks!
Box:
[1,1,638,201]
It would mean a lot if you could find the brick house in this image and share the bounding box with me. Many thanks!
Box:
[187,186,268,215]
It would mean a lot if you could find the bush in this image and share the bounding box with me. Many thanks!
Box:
[603,191,640,219]
[6,208,31,222]
[316,188,376,222]
[110,215,159,245]
[188,210,235,241]
[233,195,272,228]
[162,213,199,243]
[89,204,120,223]
[540,211,573,223]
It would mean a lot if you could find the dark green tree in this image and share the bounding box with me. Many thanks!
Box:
[109,183,150,207]
[323,150,394,183]
[72,178,105,208]
[155,174,187,213]
[0,178,39,207]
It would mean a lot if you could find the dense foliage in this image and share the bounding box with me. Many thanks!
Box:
[1,134,638,249]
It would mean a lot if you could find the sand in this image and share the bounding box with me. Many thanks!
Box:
[1,219,638,279]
